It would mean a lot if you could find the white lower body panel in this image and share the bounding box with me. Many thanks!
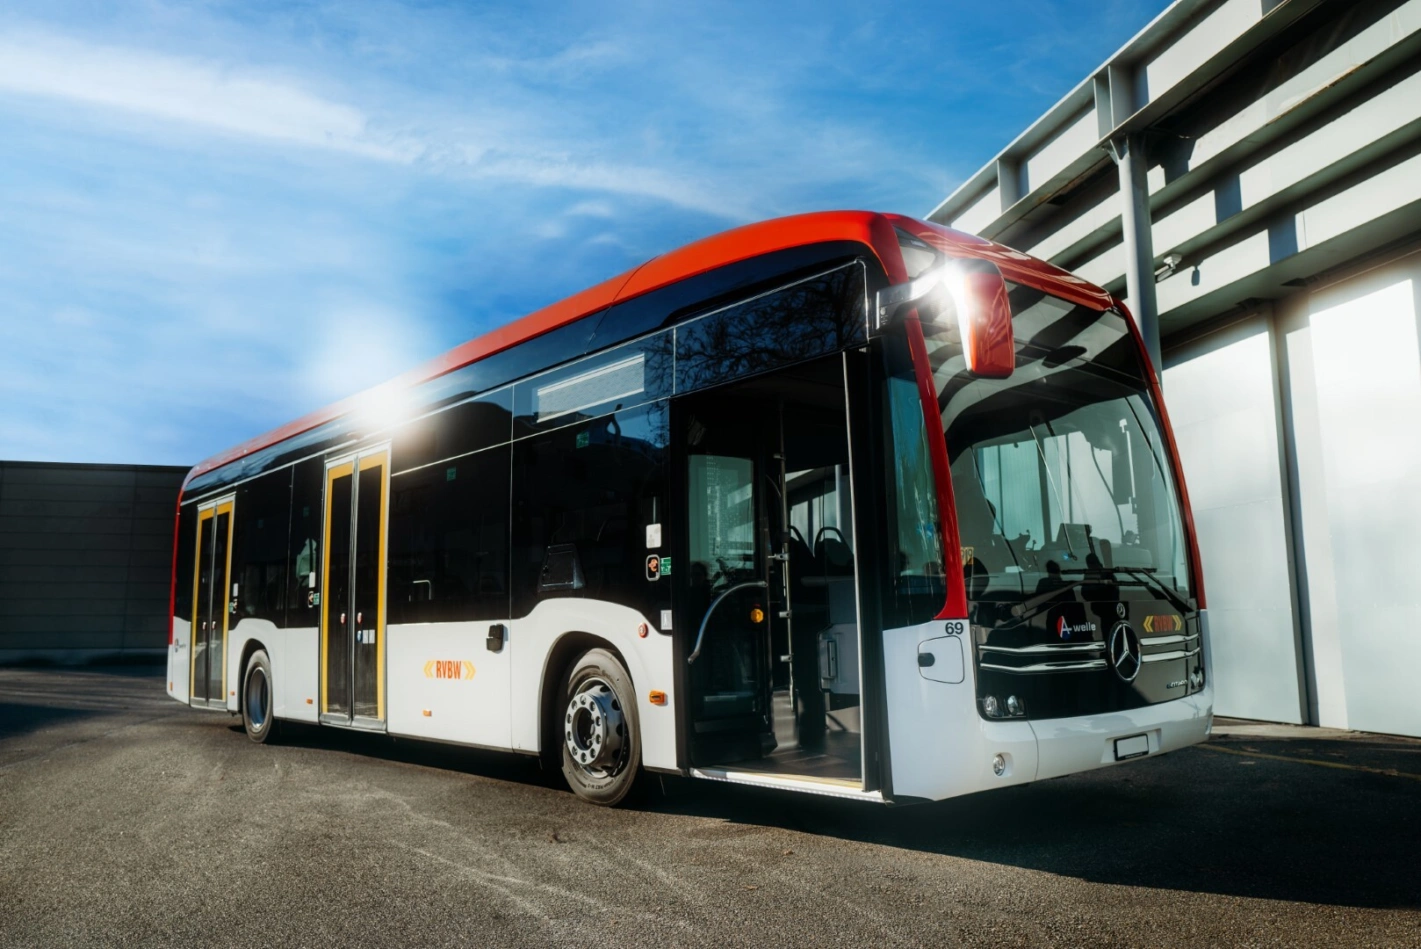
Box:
[166,618,190,703]
[884,618,1214,802]
[386,621,511,748]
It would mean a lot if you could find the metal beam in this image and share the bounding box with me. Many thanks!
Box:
[1113,133,1161,375]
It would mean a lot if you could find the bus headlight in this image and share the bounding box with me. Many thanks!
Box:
[982,695,1000,718]
[992,754,1007,777]
[1006,695,1023,717]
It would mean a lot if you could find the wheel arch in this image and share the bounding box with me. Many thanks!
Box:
[238,637,269,697]
[537,631,629,769]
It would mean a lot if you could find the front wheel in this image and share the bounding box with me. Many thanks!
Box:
[559,648,641,806]
[242,649,280,744]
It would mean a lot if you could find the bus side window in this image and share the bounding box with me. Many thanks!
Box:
[387,444,511,624]
[881,344,946,628]
[232,468,292,625]
[510,402,668,620]
[286,457,325,627]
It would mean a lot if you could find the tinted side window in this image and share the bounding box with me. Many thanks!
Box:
[392,389,513,475]
[173,500,197,623]
[675,261,866,394]
[232,470,292,625]
[511,403,669,621]
[879,329,946,628]
[286,457,325,627]
[388,445,511,624]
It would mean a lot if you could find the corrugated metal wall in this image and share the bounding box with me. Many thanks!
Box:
[0,462,186,664]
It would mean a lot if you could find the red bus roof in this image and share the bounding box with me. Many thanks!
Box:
[184,210,1112,487]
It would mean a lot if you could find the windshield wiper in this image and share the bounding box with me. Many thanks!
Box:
[1008,565,1190,619]
[1059,564,1191,612]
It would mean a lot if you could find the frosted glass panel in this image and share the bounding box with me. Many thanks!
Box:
[1308,277,1421,737]
[1164,322,1301,722]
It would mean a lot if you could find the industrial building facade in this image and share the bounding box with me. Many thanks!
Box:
[930,0,1421,736]
[0,461,187,664]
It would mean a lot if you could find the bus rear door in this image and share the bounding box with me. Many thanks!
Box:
[190,495,235,708]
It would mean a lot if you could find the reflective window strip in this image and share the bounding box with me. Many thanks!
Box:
[536,354,645,422]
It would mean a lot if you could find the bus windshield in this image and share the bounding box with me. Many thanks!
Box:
[923,285,1194,617]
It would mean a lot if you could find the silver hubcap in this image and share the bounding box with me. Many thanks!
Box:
[246,668,269,729]
[564,677,626,777]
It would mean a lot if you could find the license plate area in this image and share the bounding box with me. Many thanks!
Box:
[1114,734,1150,760]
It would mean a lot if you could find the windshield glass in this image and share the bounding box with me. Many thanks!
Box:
[924,284,1193,616]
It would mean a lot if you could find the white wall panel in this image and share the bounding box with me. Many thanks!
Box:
[1143,0,1259,106]
[1164,320,1302,722]
[1305,265,1421,737]
[1278,295,1348,728]
[1026,192,1119,263]
[1023,106,1097,194]
[950,184,1001,236]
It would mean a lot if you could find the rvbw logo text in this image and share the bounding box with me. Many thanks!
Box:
[424,660,475,680]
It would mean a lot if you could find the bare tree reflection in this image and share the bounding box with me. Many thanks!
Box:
[675,265,866,393]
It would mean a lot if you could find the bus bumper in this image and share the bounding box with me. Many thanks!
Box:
[883,618,1214,803]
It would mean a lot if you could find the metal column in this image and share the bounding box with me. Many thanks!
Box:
[1112,132,1162,376]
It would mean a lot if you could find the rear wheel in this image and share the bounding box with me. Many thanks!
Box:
[559,648,641,806]
[242,650,280,744]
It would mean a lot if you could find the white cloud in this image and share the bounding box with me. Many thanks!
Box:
[0,28,751,219]
[0,32,419,163]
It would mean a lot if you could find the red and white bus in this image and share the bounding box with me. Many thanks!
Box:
[167,211,1212,806]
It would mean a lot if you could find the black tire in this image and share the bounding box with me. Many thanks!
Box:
[559,648,641,806]
[242,649,280,744]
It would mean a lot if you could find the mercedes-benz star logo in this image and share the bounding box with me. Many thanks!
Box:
[1109,622,1142,683]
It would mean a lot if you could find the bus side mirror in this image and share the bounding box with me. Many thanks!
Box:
[875,258,1015,379]
[950,260,1014,380]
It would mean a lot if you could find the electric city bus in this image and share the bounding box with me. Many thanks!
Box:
[166,211,1213,806]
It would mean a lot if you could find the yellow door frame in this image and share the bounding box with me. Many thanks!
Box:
[319,459,354,717]
[189,495,236,704]
[319,446,390,723]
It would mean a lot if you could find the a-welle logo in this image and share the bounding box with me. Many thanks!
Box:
[425,660,475,680]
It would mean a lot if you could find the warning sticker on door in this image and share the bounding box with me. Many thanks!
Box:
[646,555,661,581]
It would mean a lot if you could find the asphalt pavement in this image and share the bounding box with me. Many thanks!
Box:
[1,666,1418,948]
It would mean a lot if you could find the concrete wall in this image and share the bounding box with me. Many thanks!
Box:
[1160,246,1421,736]
[1164,316,1304,723]
[0,461,187,664]
[1277,249,1421,736]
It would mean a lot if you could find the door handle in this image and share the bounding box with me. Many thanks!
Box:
[486,624,507,653]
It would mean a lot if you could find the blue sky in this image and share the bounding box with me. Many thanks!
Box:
[0,0,1163,467]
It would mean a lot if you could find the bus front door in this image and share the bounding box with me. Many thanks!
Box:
[320,447,389,728]
[190,495,235,708]
[680,354,865,785]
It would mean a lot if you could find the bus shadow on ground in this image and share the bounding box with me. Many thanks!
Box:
[245,720,553,788]
[651,735,1421,911]
[255,714,1421,911]
[0,702,101,741]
